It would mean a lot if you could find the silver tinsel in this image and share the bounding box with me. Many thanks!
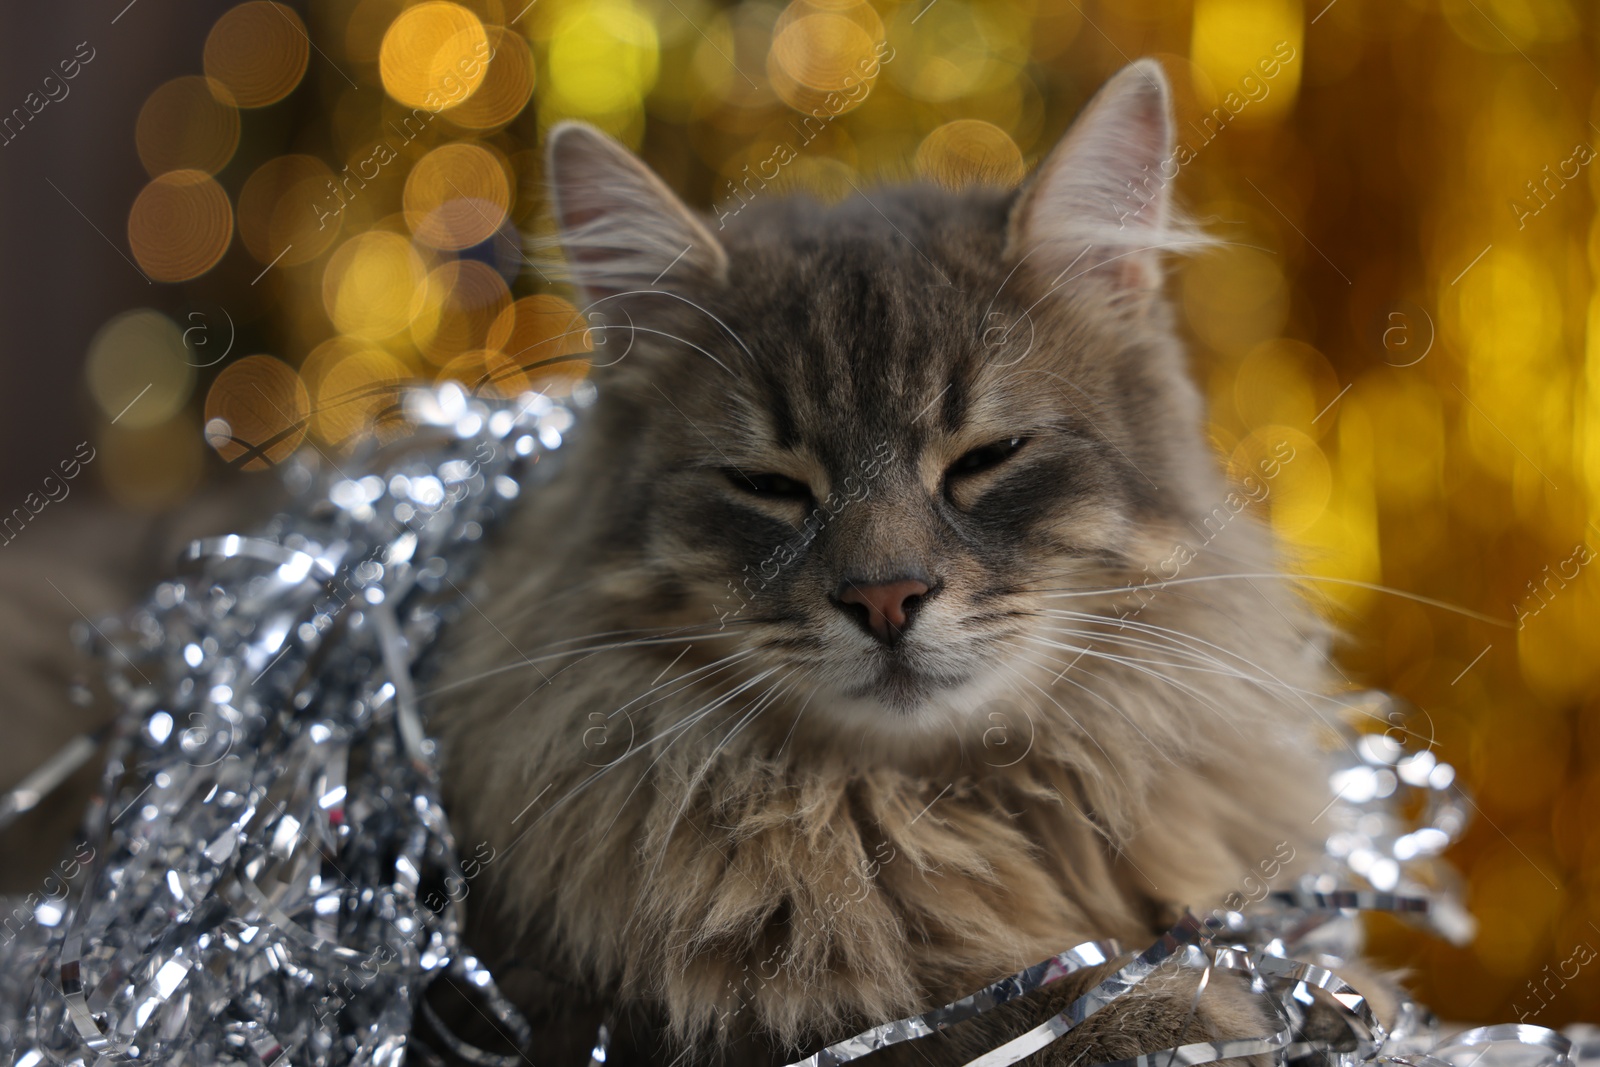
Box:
[0,383,1592,1067]
[0,382,588,1066]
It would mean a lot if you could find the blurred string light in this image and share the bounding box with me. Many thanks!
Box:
[85,310,195,429]
[237,154,342,266]
[203,1,310,108]
[85,0,1600,1027]
[134,76,241,176]
[128,170,234,282]
[403,141,512,248]
[204,354,310,468]
[379,1,489,110]
[916,119,1025,187]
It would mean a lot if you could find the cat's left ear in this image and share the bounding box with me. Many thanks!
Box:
[545,122,729,304]
[1007,59,1202,294]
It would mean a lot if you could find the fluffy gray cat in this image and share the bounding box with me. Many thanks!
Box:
[428,58,1376,1066]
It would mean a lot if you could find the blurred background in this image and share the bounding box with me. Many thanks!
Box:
[0,0,1596,1029]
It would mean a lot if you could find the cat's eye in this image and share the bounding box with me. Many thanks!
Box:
[946,437,1028,479]
[724,469,813,501]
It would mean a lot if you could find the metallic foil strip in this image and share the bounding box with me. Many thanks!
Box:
[0,729,104,835]
[956,912,1243,1067]
[786,940,1122,1067]
[1266,890,1432,915]
[1090,1025,1295,1067]
[0,382,588,1067]
[1432,1024,1574,1066]
[1256,956,1386,1053]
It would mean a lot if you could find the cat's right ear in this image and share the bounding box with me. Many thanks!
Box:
[545,122,729,306]
[1006,59,1208,299]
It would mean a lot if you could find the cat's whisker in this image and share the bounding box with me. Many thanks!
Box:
[1018,635,1247,742]
[1046,608,1325,706]
[974,244,1039,340]
[774,669,822,759]
[1035,572,1513,626]
[991,656,1158,780]
[1042,611,1354,743]
[496,646,761,832]
[639,669,798,888]
[600,322,738,377]
[1028,631,1294,742]
[1032,619,1342,705]
[505,655,771,852]
[1030,624,1251,684]
[593,665,785,842]
[581,287,757,365]
[423,627,751,696]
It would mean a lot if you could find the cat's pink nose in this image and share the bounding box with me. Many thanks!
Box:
[835,578,932,645]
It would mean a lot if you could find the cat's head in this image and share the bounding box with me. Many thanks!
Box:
[541,60,1237,732]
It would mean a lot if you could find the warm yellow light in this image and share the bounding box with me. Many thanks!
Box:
[128,170,234,282]
[379,2,490,111]
[412,259,512,364]
[886,0,1021,103]
[1182,245,1289,356]
[546,0,659,116]
[203,1,310,108]
[1189,0,1302,124]
[204,354,310,468]
[491,294,593,388]
[403,142,511,250]
[310,343,414,445]
[438,347,530,398]
[915,120,1025,187]
[446,26,536,130]
[769,2,884,116]
[322,231,430,339]
[135,76,241,176]
[237,154,342,266]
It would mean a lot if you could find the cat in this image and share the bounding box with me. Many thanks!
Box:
[428,58,1363,1065]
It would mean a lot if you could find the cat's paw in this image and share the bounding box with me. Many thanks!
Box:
[1022,963,1279,1067]
[908,957,1283,1067]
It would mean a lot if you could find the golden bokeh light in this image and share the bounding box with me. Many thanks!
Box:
[915,119,1025,187]
[769,2,885,116]
[85,310,197,430]
[1188,0,1302,123]
[402,142,510,250]
[203,1,310,108]
[128,170,234,282]
[379,2,490,111]
[1182,245,1290,356]
[545,0,659,117]
[886,0,1025,103]
[446,26,536,130]
[203,354,310,468]
[1232,339,1340,435]
[491,294,593,389]
[412,259,512,364]
[135,76,241,177]
[237,154,342,266]
[322,230,430,339]
[308,343,413,445]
